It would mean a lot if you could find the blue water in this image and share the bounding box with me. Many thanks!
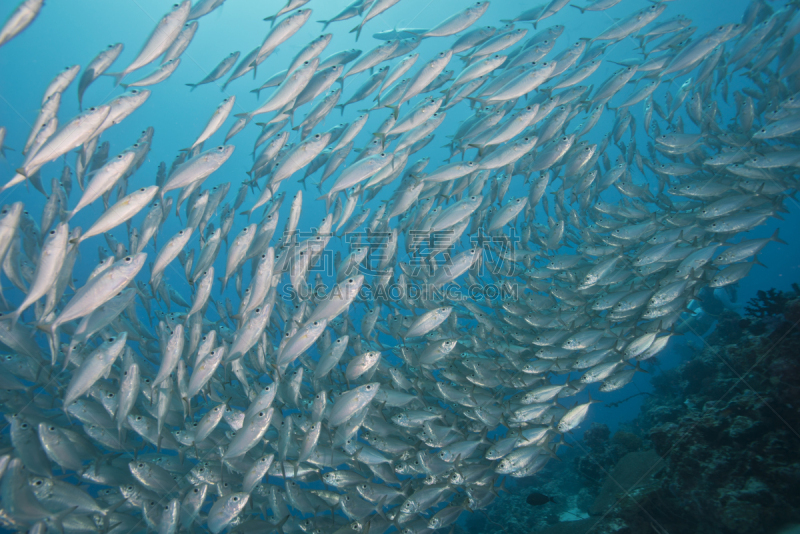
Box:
[1,0,799,531]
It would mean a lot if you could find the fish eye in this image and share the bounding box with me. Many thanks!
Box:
[89,107,96,111]
[124,256,132,262]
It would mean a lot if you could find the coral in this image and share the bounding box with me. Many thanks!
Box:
[589,450,664,515]
[610,431,642,453]
[583,423,611,452]
[744,288,788,317]
[635,296,800,533]
[536,284,800,534]
[784,298,800,325]
[707,310,746,345]
[458,283,800,534]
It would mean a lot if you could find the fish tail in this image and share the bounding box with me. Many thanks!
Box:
[185,83,197,91]
[317,20,329,31]
[104,72,125,86]
[335,104,345,116]
[570,4,586,14]
[8,309,20,329]
[372,132,387,147]
[52,505,79,534]
[770,228,788,245]
[102,497,128,521]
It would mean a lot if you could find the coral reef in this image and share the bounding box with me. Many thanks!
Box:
[458,284,800,534]
[744,288,789,318]
[605,287,800,533]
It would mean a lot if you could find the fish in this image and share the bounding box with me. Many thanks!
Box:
[0,0,44,49]
[119,58,181,89]
[186,51,240,91]
[421,1,490,38]
[106,1,191,85]
[188,0,226,20]
[18,105,111,177]
[188,96,236,150]
[254,8,313,68]
[526,492,557,506]
[0,0,796,532]
[350,0,403,41]
[78,43,124,110]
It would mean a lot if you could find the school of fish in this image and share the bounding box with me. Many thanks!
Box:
[0,0,798,532]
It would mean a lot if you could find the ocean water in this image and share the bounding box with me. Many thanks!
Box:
[0,0,799,532]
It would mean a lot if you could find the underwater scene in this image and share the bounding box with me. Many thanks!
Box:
[0,0,799,532]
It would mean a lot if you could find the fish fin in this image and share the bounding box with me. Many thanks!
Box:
[52,506,79,534]
[770,228,788,245]
[465,96,486,107]
[101,498,128,525]
[350,23,363,41]
[103,72,125,86]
